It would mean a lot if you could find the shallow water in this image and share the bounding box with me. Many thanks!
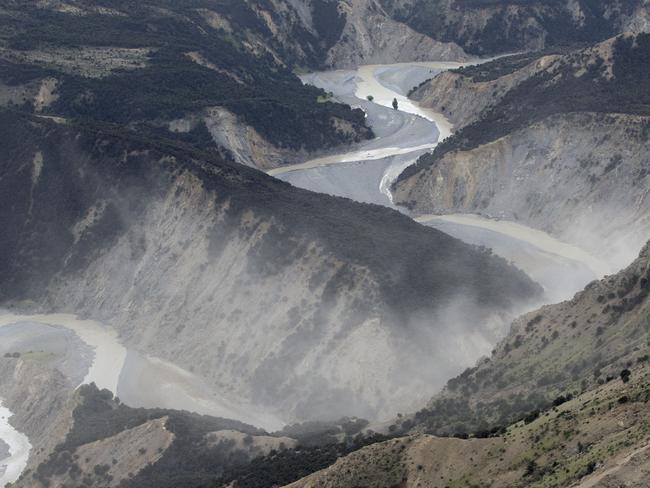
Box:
[417,214,611,278]
[0,401,31,487]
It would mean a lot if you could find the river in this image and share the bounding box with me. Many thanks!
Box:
[0,401,30,487]
[0,310,284,476]
[0,61,612,481]
[270,61,611,302]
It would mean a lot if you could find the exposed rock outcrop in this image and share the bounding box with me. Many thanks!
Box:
[394,112,650,269]
[395,35,650,268]
[0,357,77,474]
[409,54,561,130]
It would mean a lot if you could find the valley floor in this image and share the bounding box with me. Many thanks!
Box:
[274,62,609,303]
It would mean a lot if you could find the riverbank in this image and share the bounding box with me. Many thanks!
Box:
[418,214,608,302]
[0,313,125,392]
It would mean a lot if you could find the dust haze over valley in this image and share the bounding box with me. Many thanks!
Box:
[0,1,649,487]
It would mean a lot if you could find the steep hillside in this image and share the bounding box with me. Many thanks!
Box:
[0,327,343,488]
[1,376,268,488]
[412,33,650,156]
[285,360,650,488]
[322,0,469,68]
[0,110,541,423]
[383,0,649,55]
[0,355,78,475]
[2,372,389,488]
[408,50,559,129]
[9,242,649,487]
[0,0,480,170]
[283,241,650,488]
[399,240,650,437]
[0,0,374,169]
[393,34,650,267]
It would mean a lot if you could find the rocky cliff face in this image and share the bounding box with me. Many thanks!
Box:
[394,112,650,269]
[409,53,561,129]
[0,357,77,475]
[0,111,541,423]
[9,241,650,488]
[323,0,469,68]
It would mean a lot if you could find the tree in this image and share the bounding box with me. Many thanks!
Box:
[525,460,538,477]
[620,369,631,383]
[366,95,374,101]
[392,98,399,110]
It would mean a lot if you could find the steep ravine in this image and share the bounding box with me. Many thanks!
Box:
[272,61,608,304]
[0,111,541,429]
[3,50,640,488]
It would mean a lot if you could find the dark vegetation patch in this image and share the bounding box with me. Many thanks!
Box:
[452,51,549,82]
[219,432,391,488]
[404,259,650,436]
[311,0,346,50]
[0,2,371,153]
[0,59,55,86]
[28,385,262,487]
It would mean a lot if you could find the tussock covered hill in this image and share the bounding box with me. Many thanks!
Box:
[0,110,541,424]
[285,362,650,488]
[393,33,650,268]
